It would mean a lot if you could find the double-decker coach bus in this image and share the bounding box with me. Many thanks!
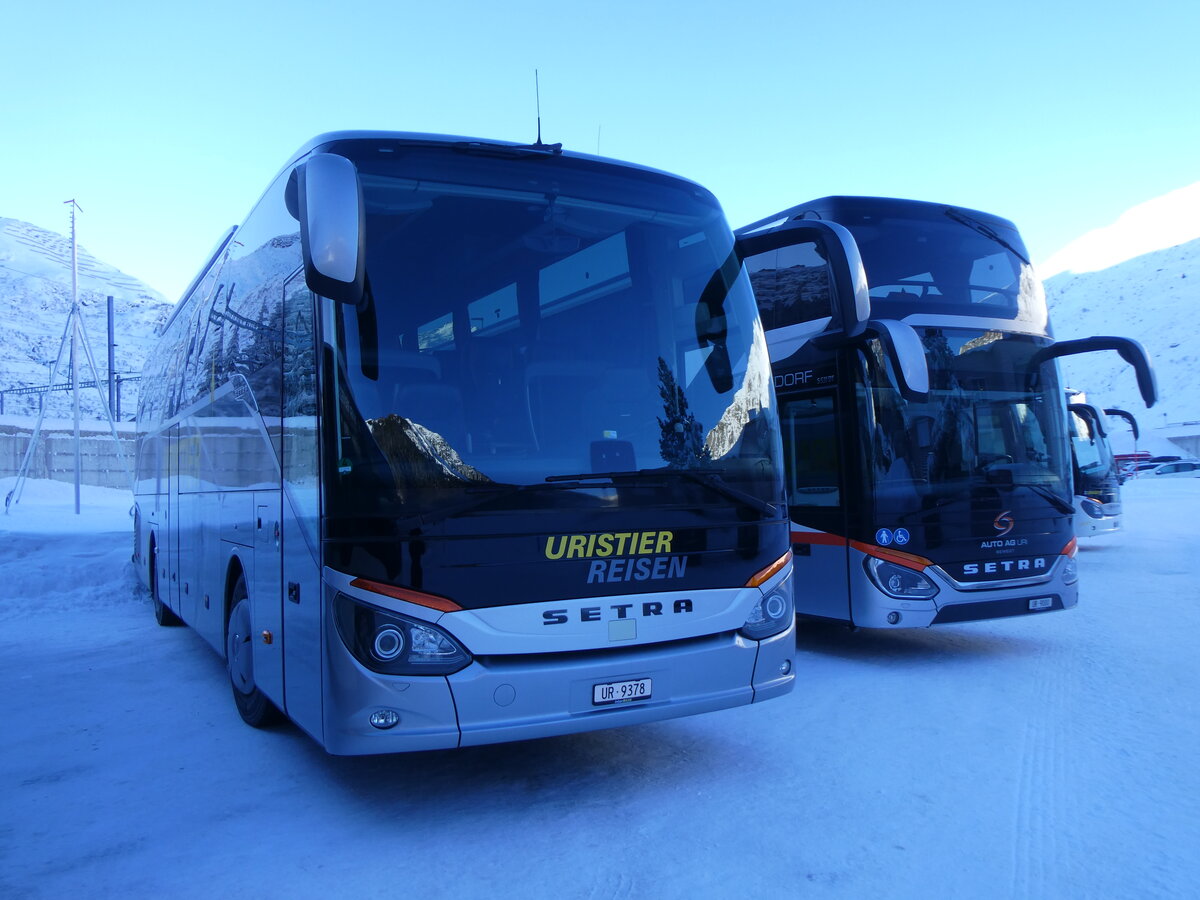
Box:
[1069,400,1137,537]
[733,196,1156,628]
[134,131,813,754]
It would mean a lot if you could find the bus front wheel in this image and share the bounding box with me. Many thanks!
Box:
[226,575,281,728]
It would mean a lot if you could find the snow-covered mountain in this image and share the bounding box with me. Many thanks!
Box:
[1041,181,1199,453]
[0,217,173,419]
[1040,182,1200,278]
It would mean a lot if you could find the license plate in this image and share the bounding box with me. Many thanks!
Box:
[1028,596,1053,610]
[593,677,652,706]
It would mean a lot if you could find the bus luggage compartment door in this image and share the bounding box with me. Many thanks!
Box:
[252,493,285,706]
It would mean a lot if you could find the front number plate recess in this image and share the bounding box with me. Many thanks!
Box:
[592,677,652,706]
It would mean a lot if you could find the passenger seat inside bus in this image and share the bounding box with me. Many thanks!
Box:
[526,360,648,469]
[386,352,468,452]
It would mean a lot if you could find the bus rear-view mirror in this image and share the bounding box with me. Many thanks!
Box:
[867,319,930,402]
[1032,336,1158,408]
[288,153,366,307]
[735,218,871,344]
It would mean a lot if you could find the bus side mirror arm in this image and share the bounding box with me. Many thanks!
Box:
[1032,336,1158,408]
[863,319,930,402]
[287,153,366,307]
[821,219,871,341]
[1069,403,1108,439]
[1104,408,1139,440]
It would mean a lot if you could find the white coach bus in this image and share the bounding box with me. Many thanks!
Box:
[735,196,1156,628]
[134,131,815,754]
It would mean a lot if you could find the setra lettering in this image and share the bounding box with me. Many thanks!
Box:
[542,599,693,625]
[963,557,1048,576]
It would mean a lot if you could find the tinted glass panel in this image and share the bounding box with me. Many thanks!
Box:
[322,146,782,530]
[859,328,1072,520]
[744,240,832,330]
[816,201,1043,323]
[780,392,840,507]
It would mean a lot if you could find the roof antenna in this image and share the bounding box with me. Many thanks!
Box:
[534,69,544,147]
[521,69,560,154]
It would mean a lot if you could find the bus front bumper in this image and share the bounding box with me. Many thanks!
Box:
[321,623,794,755]
[848,555,1079,629]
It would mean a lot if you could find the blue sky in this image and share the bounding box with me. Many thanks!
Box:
[3,0,1197,302]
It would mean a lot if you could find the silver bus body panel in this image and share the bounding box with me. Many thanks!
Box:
[327,563,792,656]
[897,312,1052,340]
[789,529,1077,628]
[788,534,852,622]
[319,616,794,756]
[1073,495,1122,538]
[320,565,794,754]
[442,586,768,655]
[846,546,1077,629]
[765,317,833,362]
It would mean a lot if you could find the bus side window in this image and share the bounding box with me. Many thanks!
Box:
[782,392,840,507]
[744,240,833,330]
[221,174,303,419]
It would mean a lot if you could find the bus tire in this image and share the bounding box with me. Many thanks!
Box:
[226,575,282,728]
[150,542,182,627]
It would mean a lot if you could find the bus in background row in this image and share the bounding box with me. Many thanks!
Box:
[134,131,806,755]
[1068,397,1138,537]
[734,196,1156,629]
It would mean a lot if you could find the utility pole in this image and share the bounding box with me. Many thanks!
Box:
[107,295,116,416]
[67,199,83,514]
[4,201,131,516]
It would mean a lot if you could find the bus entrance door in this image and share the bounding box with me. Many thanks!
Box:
[779,389,853,621]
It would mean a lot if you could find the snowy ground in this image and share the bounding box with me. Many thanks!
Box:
[2,477,1197,899]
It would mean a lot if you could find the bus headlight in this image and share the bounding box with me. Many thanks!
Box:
[334,593,471,675]
[865,558,939,600]
[740,574,794,640]
[1061,556,1079,585]
[1080,498,1105,519]
[372,625,406,661]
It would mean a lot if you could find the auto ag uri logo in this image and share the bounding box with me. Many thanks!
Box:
[993,510,1015,537]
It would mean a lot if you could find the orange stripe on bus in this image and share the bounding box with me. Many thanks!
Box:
[848,540,933,570]
[349,578,463,612]
[790,531,848,547]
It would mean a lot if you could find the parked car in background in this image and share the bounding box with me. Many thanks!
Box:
[1147,460,1200,478]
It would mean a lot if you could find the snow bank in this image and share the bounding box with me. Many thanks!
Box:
[0,476,133,535]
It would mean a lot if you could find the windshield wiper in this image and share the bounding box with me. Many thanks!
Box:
[546,468,778,516]
[944,209,1030,265]
[1016,483,1075,516]
[895,480,1073,522]
[453,140,563,158]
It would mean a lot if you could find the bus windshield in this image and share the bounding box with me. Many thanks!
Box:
[1071,409,1115,475]
[824,199,1045,324]
[322,144,781,529]
[860,328,1073,521]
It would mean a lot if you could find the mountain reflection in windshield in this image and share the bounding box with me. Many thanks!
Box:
[367,413,491,498]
